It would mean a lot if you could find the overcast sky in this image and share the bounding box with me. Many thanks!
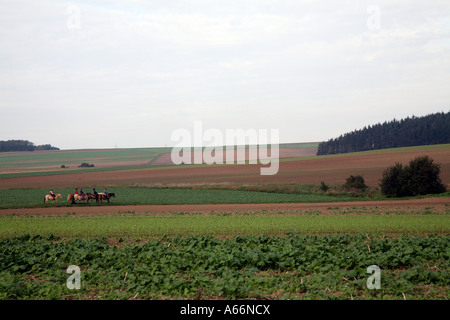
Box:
[0,1,449,150]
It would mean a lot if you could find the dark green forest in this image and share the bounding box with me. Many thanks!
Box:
[317,111,450,155]
[0,140,59,152]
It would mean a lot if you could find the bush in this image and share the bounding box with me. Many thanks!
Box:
[407,155,446,195]
[79,162,95,168]
[379,163,409,197]
[380,155,446,197]
[343,175,367,192]
[319,181,329,192]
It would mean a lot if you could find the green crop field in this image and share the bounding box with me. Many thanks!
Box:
[0,186,363,208]
[1,202,449,300]
[0,205,448,300]
[0,232,448,300]
[0,212,448,238]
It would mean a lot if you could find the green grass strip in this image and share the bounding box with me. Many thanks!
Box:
[1,215,448,238]
[0,187,359,208]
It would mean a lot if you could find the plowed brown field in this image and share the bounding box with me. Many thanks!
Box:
[1,145,448,189]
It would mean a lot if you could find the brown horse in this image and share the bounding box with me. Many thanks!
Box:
[97,193,115,203]
[44,194,62,203]
[67,194,74,204]
[67,193,95,204]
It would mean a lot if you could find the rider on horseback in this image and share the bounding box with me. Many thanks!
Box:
[50,189,56,200]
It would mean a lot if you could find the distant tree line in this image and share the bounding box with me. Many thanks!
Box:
[0,140,59,152]
[317,111,450,155]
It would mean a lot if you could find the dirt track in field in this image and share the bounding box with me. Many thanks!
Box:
[1,197,449,217]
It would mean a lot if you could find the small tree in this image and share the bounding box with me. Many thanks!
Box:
[380,155,446,197]
[380,163,409,197]
[407,155,446,196]
[344,175,367,192]
[79,162,95,168]
[319,181,329,192]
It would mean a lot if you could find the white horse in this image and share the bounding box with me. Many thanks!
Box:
[44,193,62,203]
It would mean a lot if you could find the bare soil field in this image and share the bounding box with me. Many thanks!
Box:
[1,197,449,217]
[150,145,318,166]
[1,145,448,189]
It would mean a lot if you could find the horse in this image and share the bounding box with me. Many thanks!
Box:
[97,193,115,203]
[44,193,62,203]
[67,193,95,204]
[67,193,75,204]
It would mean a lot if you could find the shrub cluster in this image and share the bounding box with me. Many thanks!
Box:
[343,175,367,192]
[79,162,95,168]
[380,155,446,197]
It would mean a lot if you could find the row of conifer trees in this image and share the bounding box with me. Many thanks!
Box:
[317,111,449,155]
